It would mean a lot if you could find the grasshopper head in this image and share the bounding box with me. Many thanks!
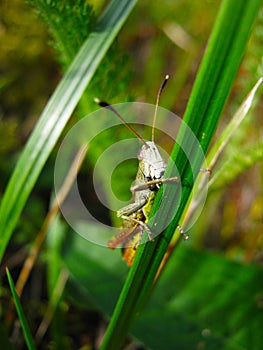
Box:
[138,141,166,180]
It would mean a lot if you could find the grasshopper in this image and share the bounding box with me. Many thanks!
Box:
[95,75,188,266]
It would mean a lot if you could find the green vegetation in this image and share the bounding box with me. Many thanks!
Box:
[0,0,263,349]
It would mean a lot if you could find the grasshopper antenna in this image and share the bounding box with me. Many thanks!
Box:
[152,74,169,142]
[94,98,148,147]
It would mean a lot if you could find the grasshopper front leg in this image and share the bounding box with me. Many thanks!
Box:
[130,176,179,192]
[116,196,147,217]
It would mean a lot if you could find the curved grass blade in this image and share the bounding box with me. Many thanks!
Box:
[0,0,137,263]
[207,77,263,171]
[183,77,263,225]
[6,268,36,350]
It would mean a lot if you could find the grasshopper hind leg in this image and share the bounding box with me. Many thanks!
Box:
[121,224,149,267]
[108,224,140,249]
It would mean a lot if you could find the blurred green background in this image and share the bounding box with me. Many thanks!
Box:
[1,0,263,349]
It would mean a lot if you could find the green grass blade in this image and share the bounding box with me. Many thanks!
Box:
[207,77,263,170]
[99,1,262,349]
[6,268,36,350]
[183,78,263,225]
[0,0,137,263]
[208,77,263,189]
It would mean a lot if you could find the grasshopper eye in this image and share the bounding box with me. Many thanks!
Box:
[158,170,165,178]
[153,169,164,180]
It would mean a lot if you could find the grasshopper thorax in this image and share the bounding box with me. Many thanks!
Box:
[138,141,166,181]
